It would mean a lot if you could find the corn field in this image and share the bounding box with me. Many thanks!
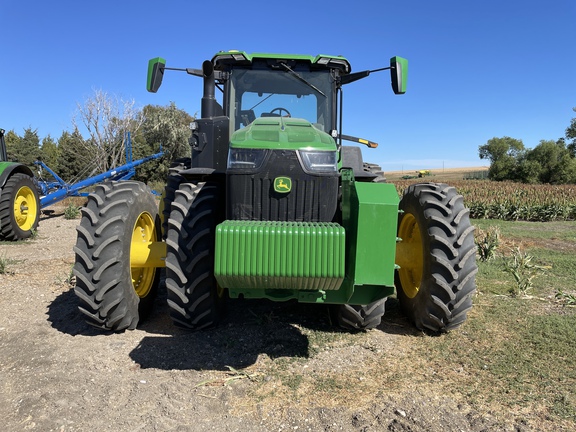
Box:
[393,180,576,222]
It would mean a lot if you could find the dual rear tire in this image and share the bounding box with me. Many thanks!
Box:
[395,183,477,332]
[164,181,226,330]
[73,181,161,331]
[73,178,226,332]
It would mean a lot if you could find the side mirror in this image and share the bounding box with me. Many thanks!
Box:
[390,56,408,95]
[147,57,166,93]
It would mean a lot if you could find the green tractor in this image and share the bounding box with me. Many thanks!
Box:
[73,51,477,333]
[0,128,40,240]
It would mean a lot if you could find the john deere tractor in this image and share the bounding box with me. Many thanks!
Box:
[0,128,40,240]
[73,51,477,333]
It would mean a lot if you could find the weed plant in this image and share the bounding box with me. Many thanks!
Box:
[64,203,81,219]
[475,225,500,262]
[503,247,550,296]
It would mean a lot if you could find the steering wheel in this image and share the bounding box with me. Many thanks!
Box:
[269,107,292,117]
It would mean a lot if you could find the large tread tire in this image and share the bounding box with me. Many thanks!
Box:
[73,181,162,331]
[364,162,386,183]
[332,299,386,331]
[396,182,477,332]
[165,181,225,330]
[160,158,191,239]
[0,173,40,240]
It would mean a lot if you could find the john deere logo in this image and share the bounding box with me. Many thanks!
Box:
[274,176,292,193]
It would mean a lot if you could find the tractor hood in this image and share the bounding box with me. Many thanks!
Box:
[230,117,337,151]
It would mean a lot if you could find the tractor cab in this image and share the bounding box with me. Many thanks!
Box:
[213,52,347,134]
[147,52,407,171]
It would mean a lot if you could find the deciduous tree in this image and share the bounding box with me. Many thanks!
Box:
[133,103,194,184]
[73,89,144,173]
[479,136,525,181]
[566,107,576,157]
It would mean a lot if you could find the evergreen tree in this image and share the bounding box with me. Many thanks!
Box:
[40,135,59,169]
[4,130,20,162]
[56,129,95,182]
[7,128,41,168]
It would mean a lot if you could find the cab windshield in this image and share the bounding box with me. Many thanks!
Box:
[228,68,334,133]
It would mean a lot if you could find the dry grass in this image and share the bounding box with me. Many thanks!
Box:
[227,220,576,430]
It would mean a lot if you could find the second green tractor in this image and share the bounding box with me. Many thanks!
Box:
[73,51,477,333]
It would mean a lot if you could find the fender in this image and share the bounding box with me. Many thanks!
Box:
[0,162,35,191]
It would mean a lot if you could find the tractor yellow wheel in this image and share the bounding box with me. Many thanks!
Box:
[130,211,158,299]
[14,184,38,231]
[0,173,40,240]
[396,212,424,299]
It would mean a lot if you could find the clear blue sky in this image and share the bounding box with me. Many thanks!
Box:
[2,0,575,171]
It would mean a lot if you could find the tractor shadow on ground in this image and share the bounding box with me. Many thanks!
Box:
[128,288,421,371]
[47,282,420,371]
[130,288,319,370]
[46,288,104,336]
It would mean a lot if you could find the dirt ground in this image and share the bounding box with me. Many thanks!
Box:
[0,207,538,431]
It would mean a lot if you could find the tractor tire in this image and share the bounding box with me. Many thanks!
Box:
[165,181,225,330]
[364,162,386,182]
[0,173,40,240]
[331,299,386,331]
[396,182,477,332]
[160,158,190,239]
[73,181,162,331]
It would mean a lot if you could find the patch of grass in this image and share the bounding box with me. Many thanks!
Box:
[422,297,576,419]
[313,375,346,393]
[0,255,19,275]
[531,248,576,281]
[416,220,576,423]
[55,265,75,287]
[281,373,303,392]
[474,219,576,243]
[475,256,515,296]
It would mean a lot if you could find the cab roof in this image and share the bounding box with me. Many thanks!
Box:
[212,50,351,74]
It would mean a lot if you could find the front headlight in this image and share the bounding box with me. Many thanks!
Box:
[227,148,268,171]
[298,150,338,173]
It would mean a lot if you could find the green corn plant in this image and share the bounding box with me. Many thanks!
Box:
[474,226,500,262]
[503,247,550,296]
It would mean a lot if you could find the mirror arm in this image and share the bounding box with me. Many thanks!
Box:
[339,66,393,85]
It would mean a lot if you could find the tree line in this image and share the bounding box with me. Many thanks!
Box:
[479,108,576,184]
[4,90,194,186]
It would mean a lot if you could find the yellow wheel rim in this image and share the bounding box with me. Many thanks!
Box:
[14,185,37,231]
[130,212,157,298]
[396,212,424,299]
